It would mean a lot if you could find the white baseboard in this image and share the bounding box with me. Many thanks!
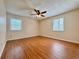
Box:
[41,35,79,44]
[7,35,39,41]
[7,35,79,44]
[0,42,6,58]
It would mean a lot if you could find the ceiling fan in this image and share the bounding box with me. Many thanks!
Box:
[31,9,47,17]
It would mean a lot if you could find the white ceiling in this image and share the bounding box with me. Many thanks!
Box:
[5,0,79,19]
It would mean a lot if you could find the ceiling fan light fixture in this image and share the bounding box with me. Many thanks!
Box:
[31,9,47,17]
[36,15,41,17]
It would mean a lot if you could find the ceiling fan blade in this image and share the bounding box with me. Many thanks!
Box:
[37,10,40,15]
[34,9,40,15]
[41,11,47,14]
[34,9,37,12]
[41,15,45,17]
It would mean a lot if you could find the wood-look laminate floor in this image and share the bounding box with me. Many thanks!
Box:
[1,36,79,59]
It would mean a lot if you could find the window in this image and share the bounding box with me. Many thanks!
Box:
[11,18,22,30]
[53,18,64,31]
[0,17,5,24]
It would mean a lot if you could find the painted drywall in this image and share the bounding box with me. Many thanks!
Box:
[6,13,39,40]
[0,0,6,57]
[40,9,79,43]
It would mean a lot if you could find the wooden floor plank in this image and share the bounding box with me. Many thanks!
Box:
[1,36,79,59]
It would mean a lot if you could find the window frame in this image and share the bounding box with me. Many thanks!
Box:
[52,18,64,32]
[10,18,22,31]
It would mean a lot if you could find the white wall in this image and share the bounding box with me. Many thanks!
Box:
[40,9,79,43]
[6,13,39,40]
[0,0,6,57]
